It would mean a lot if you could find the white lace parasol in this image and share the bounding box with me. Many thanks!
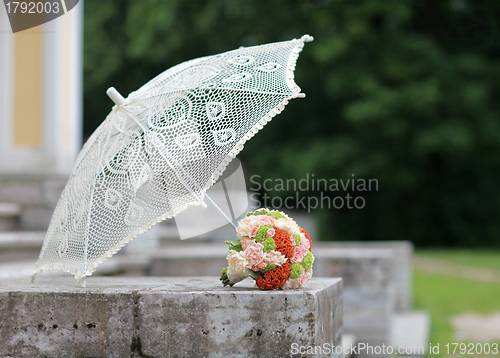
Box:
[31,35,313,285]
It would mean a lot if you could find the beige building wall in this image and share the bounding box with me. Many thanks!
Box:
[0,4,83,175]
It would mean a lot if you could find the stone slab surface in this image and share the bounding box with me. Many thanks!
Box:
[0,231,45,249]
[0,276,342,358]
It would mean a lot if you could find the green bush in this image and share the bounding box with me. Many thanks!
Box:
[84,0,500,247]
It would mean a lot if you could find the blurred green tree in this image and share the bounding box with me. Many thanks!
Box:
[84,0,500,246]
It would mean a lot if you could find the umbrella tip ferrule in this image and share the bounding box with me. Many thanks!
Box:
[301,34,314,42]
[297,93,306,98]
[107,87,126,106]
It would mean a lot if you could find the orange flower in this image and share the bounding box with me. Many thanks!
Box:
[256,262,291,290]
[272,228,294,259]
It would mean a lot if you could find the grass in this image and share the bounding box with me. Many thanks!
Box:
[416,249,500,272]
[413,250,500,358]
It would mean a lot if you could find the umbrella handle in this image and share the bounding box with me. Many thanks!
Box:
[107,87,126,106]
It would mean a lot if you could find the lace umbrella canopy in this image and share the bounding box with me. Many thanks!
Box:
[31,35,313,285]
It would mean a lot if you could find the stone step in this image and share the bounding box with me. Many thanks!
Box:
[0,254,151,279]
[0,174,67,230]
[389,311,431,356]
[342,333,357,358]
[0,260,62,279]
[0,202,21,231]
[0,276,342,358]
[313,246,397,357]
[0,230,45,261]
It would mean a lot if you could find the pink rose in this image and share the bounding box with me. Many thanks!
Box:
[292,246,307,263]
[244,242,265,268]
[289,234,296,246]
[299,235,310,250]
[266,228,275,237]
[249,225,259,238]
[258,215,275,226]
[237,219,253,237]
[300,272,308,284]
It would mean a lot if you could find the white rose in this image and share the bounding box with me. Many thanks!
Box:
[226,250,248,283]
[281,277,302,289]
[262,250,288,266]
[281,268,313,289]
[274,218,300,236]
[236,215,261,238]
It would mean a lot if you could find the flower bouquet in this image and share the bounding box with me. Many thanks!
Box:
[220,208,314,290]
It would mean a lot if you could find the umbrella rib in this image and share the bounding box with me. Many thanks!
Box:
[147,130,237,228]
[131,87,297,103]
[114,104,237,229]
[205,194,237,229]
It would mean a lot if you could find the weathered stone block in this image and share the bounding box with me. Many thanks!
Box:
[322,241,413,312]
[0,276,342,358]
[313,246,396,353]
[0,281,136,358]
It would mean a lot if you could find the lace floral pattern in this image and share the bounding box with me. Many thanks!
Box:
[32,35,313,284]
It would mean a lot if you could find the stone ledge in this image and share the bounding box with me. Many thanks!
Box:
[0,231,45,262]
[0,231,45,249]
[0,276,343,358]
[0,203,21,231]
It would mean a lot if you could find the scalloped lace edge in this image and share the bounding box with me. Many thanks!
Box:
[31,35,312,284]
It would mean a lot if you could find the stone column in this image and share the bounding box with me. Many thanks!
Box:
[0,5,82,229]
